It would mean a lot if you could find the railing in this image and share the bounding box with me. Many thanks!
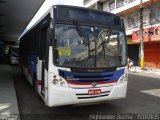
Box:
[116,0,136,9]
[85,0,137,10]
[150,18,160,25]
[109,0,137,11]
[128,0,137,3]
[116,1,124,8]
[125,18,160,30]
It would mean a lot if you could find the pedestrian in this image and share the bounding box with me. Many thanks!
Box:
[127,57,133,71]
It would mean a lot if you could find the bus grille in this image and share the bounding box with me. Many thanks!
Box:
[76,91,110,99]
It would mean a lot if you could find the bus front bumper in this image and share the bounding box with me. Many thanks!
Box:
[47,82,127,107]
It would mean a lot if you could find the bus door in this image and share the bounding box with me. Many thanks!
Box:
[39,24,50,95]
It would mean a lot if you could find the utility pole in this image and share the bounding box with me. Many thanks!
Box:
[139,0,144,69]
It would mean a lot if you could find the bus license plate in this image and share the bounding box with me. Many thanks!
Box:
[88,89,101,95]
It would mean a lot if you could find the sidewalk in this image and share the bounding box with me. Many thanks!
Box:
[0,64,20,120]
[129,66,160,77]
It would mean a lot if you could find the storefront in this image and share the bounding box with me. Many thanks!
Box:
[127,37,139,66]
[144,42,160,68]
[132,25,160,68]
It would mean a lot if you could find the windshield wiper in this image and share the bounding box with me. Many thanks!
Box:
[73,21,88,46]
[73,21,93,57]
[97,27,112,58]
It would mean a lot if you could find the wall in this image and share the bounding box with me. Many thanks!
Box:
[144,42,160,68]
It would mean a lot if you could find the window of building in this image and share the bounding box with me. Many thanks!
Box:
[109,1,115,12]
[143,14,149,26]
[132,15,139,28]
[150,8,157,23]
[116,0,124,8]
[150,7,160,24]
[157,7,160,21]
[126,13,139,29]
[127,16,132,29]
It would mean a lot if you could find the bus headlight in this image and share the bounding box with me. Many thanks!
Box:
[52,79,58,84]
[59,78,63,81]
[117,74,128,84]
[60,81,65,86]
[51,73,69,87]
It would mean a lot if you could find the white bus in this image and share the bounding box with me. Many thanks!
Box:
[19,5,128,107]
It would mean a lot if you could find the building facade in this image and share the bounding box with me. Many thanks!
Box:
[84,0,160,68]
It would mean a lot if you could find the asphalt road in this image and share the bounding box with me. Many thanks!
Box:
[13,67,160,120]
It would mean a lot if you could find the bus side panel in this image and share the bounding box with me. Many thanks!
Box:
[37,58,42,93]
[45,68,48,103]
[27,54,37,85]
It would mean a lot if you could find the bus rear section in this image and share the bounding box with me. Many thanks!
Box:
[19,5,128,107]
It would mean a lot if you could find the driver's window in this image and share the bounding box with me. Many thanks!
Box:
[107,32,118,56]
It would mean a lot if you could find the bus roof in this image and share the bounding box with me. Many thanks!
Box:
[19,1,122,40]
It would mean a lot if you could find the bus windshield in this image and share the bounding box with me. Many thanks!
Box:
[54,24,126,68]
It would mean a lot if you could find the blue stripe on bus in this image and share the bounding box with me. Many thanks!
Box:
[59,69,124,83]
[63,71,114,76]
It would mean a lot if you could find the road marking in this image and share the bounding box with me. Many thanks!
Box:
[141,89,160,97]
